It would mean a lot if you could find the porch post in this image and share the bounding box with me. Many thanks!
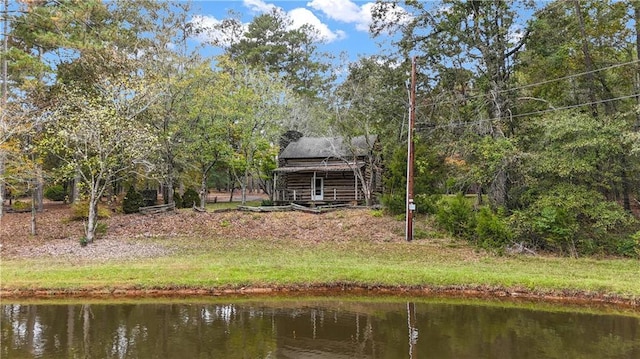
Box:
[354,172,358,201]
[313,171,316,201]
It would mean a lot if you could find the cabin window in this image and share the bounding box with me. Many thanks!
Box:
[311,176,324,201]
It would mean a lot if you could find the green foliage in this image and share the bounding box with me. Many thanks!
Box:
[381,193,405,215]
[122,187,143,214]
[475,207,512,250]
[414,194,440,215]
[383,142,446,203]
[44,185,66,202]
[226,10,332,98]
[11,201,30,212]
[260,199,274,206]
[435,193,476,240]
[510,185,636,256]
[71,201,111,221]
[173,192,184,209]
[95,221,108,237]
[182,188,200,208]
[140,190,157,207]
[616,232,640,258]
[370,209,384,218]
[381,192,441,216]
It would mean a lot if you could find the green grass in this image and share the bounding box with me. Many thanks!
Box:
[2,237,639,300]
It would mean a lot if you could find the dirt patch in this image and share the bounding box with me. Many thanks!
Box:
[2,284,638,309]
[0,201,410,260]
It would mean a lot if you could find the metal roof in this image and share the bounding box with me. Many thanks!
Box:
[279,135,376,159]
[274,161,365,173]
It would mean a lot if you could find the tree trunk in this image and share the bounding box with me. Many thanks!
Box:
[0,152,4,218]
[71,171,80,203]
[86,193,98,243]
[199,173,207,210]
[241,167,248,205]
[31,185,37,236]
[36,165,44,212]
[165,178,174,205]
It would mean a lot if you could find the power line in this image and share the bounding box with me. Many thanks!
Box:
[417,92,640,131]
[419,59,640,109]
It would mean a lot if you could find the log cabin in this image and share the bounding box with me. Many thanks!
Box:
[273,134,381,206]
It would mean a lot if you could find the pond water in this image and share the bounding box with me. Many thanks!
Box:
[1,297,639,358]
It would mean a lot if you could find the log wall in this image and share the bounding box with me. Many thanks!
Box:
[276,171,363,203]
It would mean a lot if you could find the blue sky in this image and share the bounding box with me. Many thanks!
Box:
[188,0,408,61]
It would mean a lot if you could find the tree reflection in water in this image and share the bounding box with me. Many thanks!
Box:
[1,299,639,358]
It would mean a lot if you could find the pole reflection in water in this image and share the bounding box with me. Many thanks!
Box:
[1,299,639,358]
[407,302,418,359]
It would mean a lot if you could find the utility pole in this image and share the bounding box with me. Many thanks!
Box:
[406,56,416,241]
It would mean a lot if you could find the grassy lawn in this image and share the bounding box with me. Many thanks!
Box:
[2,236,639,300]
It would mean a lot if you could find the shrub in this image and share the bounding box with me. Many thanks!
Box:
[44,185,66,201]
[122,187,143,214]
[261,199,274,206]
[182,188,200,208]
[605,231,640,258]
[435,193,476,240]
[173,192,184,208]
[11,201,30,212]
[140,190,157,207]
[382,193,441,215]
[414,193,440,215]
[71,201,111,220]
[381,193,405,215]
[95,221,108,237]
[475,207,512,250]
[509,184,636,256]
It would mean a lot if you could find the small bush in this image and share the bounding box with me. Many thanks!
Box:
[381,193,405,215]
[140,190,158,207]
[173,192,184,208]
[475,207,512,250]
[11,201,30,211]
[370,209,384,218]
[509,184,635,256]
[435,193,476,240]
[261,199,274,206]
[414,194,440,214]
[44,185,66,202]
[615,232,640,258]
[122,187,143,214]
[71,201,111,220]
[382,193,440,215]
[182,188,200,208]
[95,221,108,237]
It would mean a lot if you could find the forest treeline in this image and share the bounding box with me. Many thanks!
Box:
[2,0,640,257]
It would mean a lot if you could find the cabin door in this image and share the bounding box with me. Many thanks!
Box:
[311,175,324,201]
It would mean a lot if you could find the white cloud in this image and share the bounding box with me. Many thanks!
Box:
[288,8,345,43]
[307,0,363,23]
[361,2,412,32]
[309,0,410,33]
[190,15,246,47]
[243,0,276,14]
[191,0,349,46]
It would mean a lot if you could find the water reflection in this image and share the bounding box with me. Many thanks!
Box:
[1,298,639,358]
